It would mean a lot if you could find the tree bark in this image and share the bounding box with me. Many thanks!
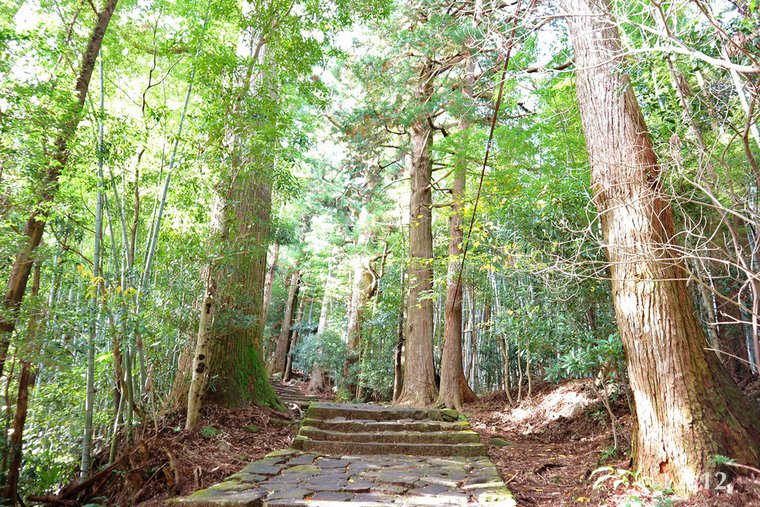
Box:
[0,0,119,378]
[565,0,760,493]
[437,163,477,409]
[206,175,277,408]
[344,216,373,398]
[262,242,280,337]
[185,269,216,429]
[398,103,438,406]
[271,271,300,376]
[306,268,332,393]
[3,362,34,504]
[2,263,41,505]
[438,45,477,409]
[284,293,307,382]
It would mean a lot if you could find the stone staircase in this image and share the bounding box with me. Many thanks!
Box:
[292,402,487,457]
[271,381,319,410]
[174,402,514,506]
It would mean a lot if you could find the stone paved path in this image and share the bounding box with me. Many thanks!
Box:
[174,402,515,506]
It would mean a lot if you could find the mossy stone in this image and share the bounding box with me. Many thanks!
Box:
[489,437,512,447]
[209,481,252,493]
[187,488,227,499]
[440,408,459,421]
[266,448,298,458]
[243,424,260,433]
[283,464,320,474]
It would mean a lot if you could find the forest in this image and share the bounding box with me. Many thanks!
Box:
[1,0,759,504]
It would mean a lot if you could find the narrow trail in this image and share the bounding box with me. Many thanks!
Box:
[174,394,516,506]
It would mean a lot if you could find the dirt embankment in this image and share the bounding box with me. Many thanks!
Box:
[466,379,760,507]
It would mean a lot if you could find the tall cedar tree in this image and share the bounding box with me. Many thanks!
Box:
[397,74,438,405]
[565,0,760,492]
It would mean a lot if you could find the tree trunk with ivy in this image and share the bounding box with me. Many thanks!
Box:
[201,173,279,409]
[566,0,760,493]
[344,218,374,398]
[398,82,438,405]
[438,48,477,410]
[271,271,300,376]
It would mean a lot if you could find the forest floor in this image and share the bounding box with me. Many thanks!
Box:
[78,378,760,506]
[466,379,760,506]
[86,379,330,506]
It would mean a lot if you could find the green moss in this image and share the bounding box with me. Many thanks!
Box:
[282,464,320,474]
[187,488,227,499]
[243,424,260,433]
[489,437,512,447]
[200,426,220,438]
[440,408,459,421]
[209,481,252,493]
[265,449,298,458]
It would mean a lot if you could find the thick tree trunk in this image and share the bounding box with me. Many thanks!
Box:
[307,366,328,393]
[565,0,760,492]
[398,111,437,406]
[0,0,119,378]
[271,271,300,376]
[207,176,278,408]
[437,162,477,409]
[438,46,477,409]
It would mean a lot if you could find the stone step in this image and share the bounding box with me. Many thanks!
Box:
[280,400,314,406]
[306,402,458,423]
[273,389,313,398]
[300,417,471,433]
[299,426,481,444]
[292,437,486,457]
[270,382,319,408]
[277,394,315,401]
[278,396,315,403]
[272,385,306,392]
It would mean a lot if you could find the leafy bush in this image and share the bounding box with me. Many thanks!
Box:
[292,331,346,382]
[545,333,625,382]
